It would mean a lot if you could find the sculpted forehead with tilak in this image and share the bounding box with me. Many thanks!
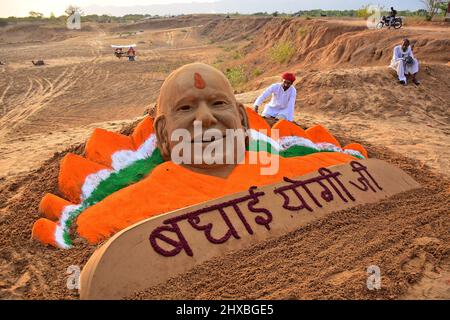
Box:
[156,63,236,116]
[153,63,248,178]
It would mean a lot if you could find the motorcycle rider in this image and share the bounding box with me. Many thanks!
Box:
[388,7,398,28]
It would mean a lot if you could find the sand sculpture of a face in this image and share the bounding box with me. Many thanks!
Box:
[155,63,248,176]
[31,62,372,250]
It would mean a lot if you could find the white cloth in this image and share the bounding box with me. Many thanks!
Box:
[390,45,419,83]
[254,83,297,121]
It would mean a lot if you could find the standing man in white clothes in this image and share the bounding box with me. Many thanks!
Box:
[253,72,297,121]
[390,38,420,86]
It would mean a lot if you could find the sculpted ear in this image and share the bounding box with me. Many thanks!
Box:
[237,102,249,130]
[154,114,170,160]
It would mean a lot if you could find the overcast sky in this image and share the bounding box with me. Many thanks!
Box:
[0,0,424,18]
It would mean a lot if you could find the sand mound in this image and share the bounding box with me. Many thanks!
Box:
[199,16,272,42]
[297,65,449,121]
[203,17,450,77]
[0,121,141,299]
[0,22,89,44]
[131,140,449,300]
[0,126,448,299]
[111,15,220,33]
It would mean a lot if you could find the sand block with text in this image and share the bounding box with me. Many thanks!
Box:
[80,159,420,299]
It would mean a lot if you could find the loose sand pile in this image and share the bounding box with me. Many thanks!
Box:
[0,122,140,300]
[0,130,448,300]
[130,138,449,300]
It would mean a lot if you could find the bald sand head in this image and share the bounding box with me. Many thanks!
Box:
[153,63,248,178]
[156,63,236,116]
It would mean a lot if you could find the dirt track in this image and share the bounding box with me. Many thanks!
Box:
[0,16,449,300]
[0,22,221,179]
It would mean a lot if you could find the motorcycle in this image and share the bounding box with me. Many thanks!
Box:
[377,16,403,29]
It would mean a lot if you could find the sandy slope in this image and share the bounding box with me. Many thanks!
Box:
[0,16,449,300]
[237,64,450,176]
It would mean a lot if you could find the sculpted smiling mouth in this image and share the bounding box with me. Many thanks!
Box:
[191,133,227,143]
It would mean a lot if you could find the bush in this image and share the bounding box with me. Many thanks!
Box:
[225,66,247,87]
[223,45,236,52]
[212,58,224,69]
[232,50,242,60]
[297,26,309,38]
[269,41,295,64]
[252,68,264,77]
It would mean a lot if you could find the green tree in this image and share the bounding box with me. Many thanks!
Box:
[356,5,371,19]
[28,11,43,19]
[421,0,441,20]
[438,1,449,15]
[65,5,83,16]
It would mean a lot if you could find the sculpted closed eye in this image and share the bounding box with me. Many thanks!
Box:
[212,100,228,106]
[178,105,192,111]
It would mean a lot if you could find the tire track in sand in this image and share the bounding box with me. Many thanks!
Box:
[0,80,12,117]
[0,33,109,136]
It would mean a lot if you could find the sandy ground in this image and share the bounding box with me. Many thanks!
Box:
[0,23,220,180]
[0,16,449,300]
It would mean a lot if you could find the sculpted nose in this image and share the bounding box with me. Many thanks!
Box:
[195,101,217,128]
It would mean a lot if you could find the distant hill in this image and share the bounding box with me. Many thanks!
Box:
[84,0,422,17]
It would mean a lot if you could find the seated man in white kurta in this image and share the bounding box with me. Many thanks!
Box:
[390,38,420,86]
[253,72,297,121]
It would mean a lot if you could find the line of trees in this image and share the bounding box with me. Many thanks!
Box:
[292,6,448,18]
[0,12,160,27]
[1,2,449,27]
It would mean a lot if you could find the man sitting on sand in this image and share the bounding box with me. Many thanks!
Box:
[253,72,297,122]
[390,38,420,86]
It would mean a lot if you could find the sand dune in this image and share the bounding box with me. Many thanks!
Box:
[0,16,448,300]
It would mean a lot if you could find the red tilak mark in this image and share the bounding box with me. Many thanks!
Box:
[194,73,206,89]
